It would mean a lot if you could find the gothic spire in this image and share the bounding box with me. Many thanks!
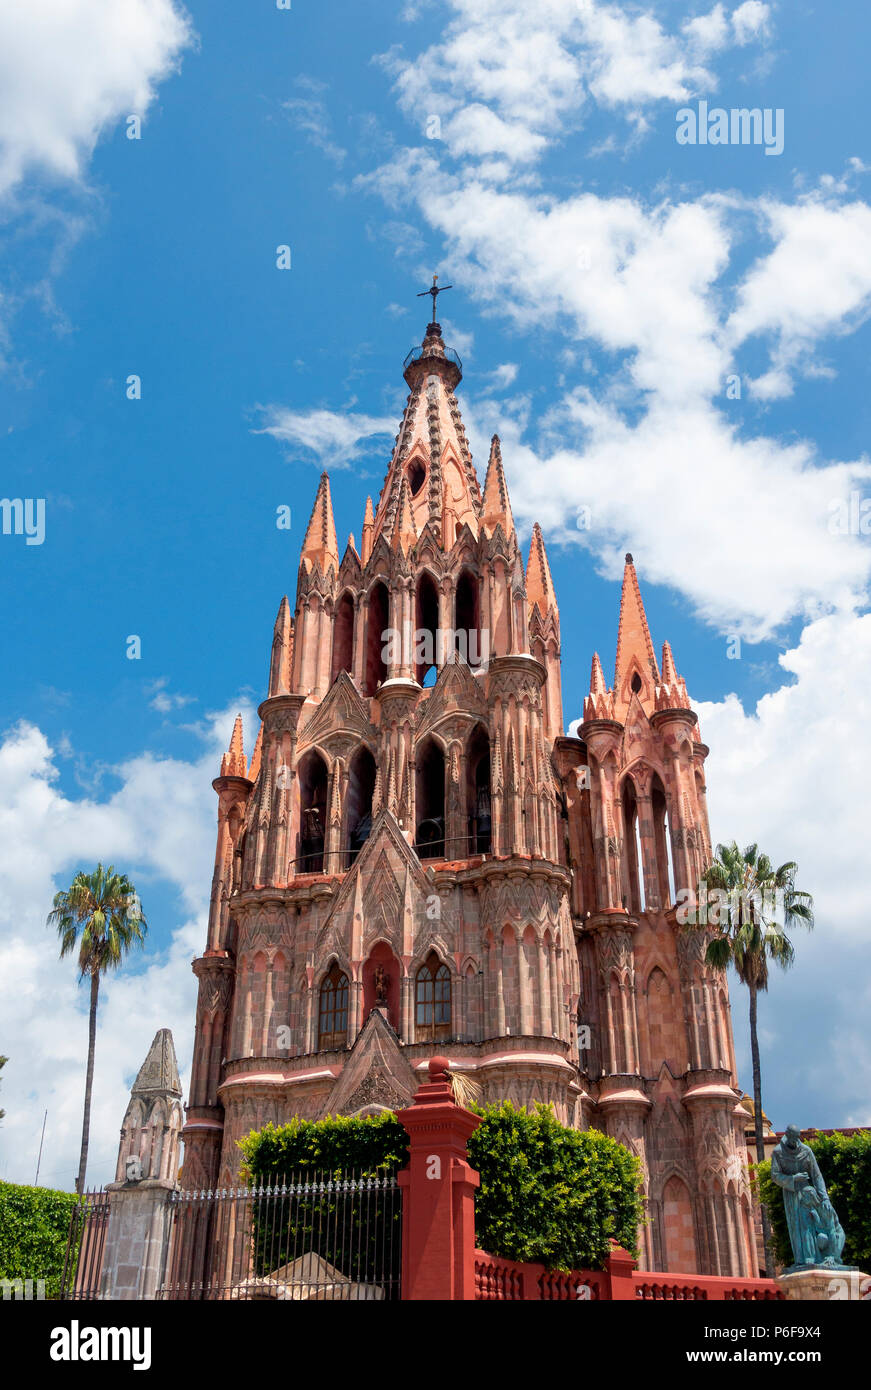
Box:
[492,732,503,793]
[655,638,692,714]
[300,471,339,575]
[390,473,418,553]
[220,713,246,777]
[661,639,678,685]
[525,523,558,618]
[248,724,263,782]
[371,318,480,551]
[361,495,375,565]
[481,434,515,538]
[590,651,607,695]
[614,551,660,696]
[268,595,293,696]
[583,650,615,722]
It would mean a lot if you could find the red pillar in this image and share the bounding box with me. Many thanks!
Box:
[397,1056,482,1301]
[605,1242,637,1300]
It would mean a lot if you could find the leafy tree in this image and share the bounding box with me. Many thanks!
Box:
[698,841,813,1275]
[47,865,147,1194]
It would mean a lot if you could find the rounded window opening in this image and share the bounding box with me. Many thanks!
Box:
[346,746,376,867]
[467,724,491,855]
[415,738,445,859]
[631,671,643,694]
[297,750,328,873]
[407,458,426,498]
[365,581,390,695]
[318,962,349,1050]
[415,951,451,1042]
[331,591,355,685]
[415,571,440,686]
[454,569,482,668]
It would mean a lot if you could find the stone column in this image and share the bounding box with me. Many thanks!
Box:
[99,1181,177,1300]
[538,938,552,1035]
[396,1057,482,1301]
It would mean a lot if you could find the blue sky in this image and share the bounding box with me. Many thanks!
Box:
[1,0,869,1189]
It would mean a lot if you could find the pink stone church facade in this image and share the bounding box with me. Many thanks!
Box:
[182,318,757,1277]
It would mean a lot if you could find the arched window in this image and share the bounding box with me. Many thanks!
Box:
[415,738,445,859]
[407,457,426,497]
[467,724,491,854]
[331,592,355,685]
[651,774,674,907]
[298,750,328,873]
[346,746,376,866]
[365,581,389,695]
[454,569,481,668]
[318,963,349,1050]
[622,777,644,913]
[415,952,451,1041]
[415,571,440,685]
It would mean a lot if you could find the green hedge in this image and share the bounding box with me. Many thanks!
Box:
[240,1102,643,1273]
[239,1110,408,1179]
[468,1102,643,1269]
[0,1181,80,1299]
[756,1130,871,1270]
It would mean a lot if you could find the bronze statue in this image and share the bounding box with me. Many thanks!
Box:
[373,964,389,1005]
[770,1125,848,1269]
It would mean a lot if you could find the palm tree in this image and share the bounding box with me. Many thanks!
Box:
[47,864,147,1194]
[699,841,813,1276]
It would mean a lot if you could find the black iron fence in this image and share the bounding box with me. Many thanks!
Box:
[162,1173,401,1300]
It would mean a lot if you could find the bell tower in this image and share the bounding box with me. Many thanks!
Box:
[181,302,754,1279]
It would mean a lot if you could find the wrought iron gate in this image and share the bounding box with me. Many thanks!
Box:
[60,1190,111,1300]
[162,1172,401,1300]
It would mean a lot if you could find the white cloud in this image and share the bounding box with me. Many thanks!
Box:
[360,140,871,641]
[487,363,520,391]
[0,0,194,198]
[283,79,347,166]
[683,4,731,54]
[253,406,397,466]
[442,105,548,165]
[146,677,195,713]
[383,0,771,175]
[698,611,871,937]
[0,703,253,1188]
[461,387,871,641]
[730,1,771,45]
[728,200,871,399]
[693,611,871,1125]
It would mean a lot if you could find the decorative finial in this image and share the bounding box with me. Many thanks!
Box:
[625,552,633,564]
[417,273,453,324]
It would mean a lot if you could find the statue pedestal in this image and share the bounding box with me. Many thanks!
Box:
[777,1267,868,1301]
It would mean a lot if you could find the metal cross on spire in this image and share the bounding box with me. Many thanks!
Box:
[417,273,453,324]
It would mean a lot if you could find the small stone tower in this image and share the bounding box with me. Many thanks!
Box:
[115,1028,183,1184]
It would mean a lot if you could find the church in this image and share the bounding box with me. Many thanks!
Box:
[180,308,757,1278]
